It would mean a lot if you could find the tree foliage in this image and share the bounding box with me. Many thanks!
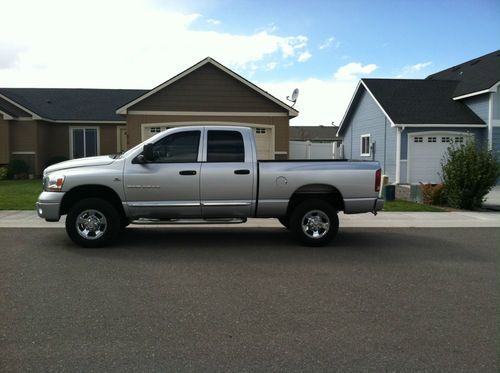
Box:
[441,140,500,209]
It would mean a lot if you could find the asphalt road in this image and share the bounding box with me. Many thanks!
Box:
[0,227,498,372]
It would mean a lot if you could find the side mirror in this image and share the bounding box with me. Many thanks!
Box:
[143,144,154,161]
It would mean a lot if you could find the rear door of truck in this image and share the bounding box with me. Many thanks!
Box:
[200,127,256,218]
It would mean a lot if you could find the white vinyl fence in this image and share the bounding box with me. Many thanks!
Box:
[289,141,342,159]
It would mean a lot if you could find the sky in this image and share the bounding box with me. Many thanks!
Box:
[1,0,499,126]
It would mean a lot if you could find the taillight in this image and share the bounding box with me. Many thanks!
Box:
[375,168,381,192]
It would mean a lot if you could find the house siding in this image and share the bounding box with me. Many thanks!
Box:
[0,117,9,165]
[130,64,287,114]
[463,94,489,122]
[340,89,397,181]
[493,127,500,156]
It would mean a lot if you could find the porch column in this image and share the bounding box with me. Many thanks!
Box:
[395,126,402,184]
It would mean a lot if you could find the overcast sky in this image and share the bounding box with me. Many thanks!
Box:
[1,0,499,126]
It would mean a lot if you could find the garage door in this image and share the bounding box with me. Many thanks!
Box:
[142,126,170,141]
[253,127,273,160]
[408,133,471,184]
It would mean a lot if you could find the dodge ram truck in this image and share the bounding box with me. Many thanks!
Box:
[37,126,383,247]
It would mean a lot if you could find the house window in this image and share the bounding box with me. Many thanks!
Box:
[414,137,423,143]
[360,134,371,156]
[441,136,451,143]
[454,136,464,143]
[427,137,437,143]
[71,128,98,159]
[255,128,267,134]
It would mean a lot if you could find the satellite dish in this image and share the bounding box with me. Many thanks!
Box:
[286,88,299,107]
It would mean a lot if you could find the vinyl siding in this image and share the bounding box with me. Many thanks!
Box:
[0,117,9,164]
[339,88,396,181]
[493,127,500,157]
[493,90,500,120]
[131,64,287,114]
[463,94,489,122]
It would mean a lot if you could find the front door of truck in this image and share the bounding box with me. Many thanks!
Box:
[124,129,202,219]
[200,129,255,218]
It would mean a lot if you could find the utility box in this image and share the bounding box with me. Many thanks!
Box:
[383,185,396,201]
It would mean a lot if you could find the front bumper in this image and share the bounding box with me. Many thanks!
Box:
[36,191,65,222]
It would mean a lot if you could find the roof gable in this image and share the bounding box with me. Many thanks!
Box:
[426,50,500,98]
[116,57,298,117]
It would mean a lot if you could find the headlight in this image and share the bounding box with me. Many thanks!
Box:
[44,174,65,192]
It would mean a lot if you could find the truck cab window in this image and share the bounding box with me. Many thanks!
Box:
[207,130,245,162]
[151,131,200,163]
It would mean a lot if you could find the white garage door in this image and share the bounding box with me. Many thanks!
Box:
[409,133,471,184]
[253,127,273,160]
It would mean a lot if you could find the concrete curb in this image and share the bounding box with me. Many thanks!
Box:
[0,210,499,228]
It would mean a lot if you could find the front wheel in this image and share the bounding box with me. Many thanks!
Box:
[65,198,120,248]
[289,199,339,247]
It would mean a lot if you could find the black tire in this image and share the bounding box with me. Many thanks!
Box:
[120,217,130,230]
[278,216,289,229]
[289,199,339,247]
[65,198,120,248]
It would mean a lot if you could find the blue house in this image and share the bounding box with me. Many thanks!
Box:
[337,50,500,184]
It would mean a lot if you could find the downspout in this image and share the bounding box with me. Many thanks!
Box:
[395,126,402,184]
[488,92,493,150]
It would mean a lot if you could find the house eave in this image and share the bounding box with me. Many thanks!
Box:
[453,80,500,100]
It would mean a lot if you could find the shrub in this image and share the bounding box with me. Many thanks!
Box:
[420,183,446,205]
[0,166,7,180]
[7,159,29,179]
[44,156,68,169]
[441,140,500,209]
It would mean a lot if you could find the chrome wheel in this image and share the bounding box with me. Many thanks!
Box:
[301,210,330,239]
[76,209,108,240]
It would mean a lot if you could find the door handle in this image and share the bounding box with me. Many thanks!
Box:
[234,169,250,175]
[179,170,197,175]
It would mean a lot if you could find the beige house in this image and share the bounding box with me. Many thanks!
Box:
[0,57,298,175]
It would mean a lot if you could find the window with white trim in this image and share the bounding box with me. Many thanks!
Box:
[441,136,451,143]
[454,136,464,143]
[255,128,267,134]
[71,128,98,159]
[360,134,371,156]
[413,137,423,143]
[149,127,161,133]
[428,137,437,143]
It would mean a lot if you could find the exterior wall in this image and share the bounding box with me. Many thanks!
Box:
[339,89,397,181]
[463,94,489,122]
[492,127,500,157]
[0,117,9,165]
[492,90,500,120]
[130,64,287,114]
[10,120,38,153]
[126,114,290,158]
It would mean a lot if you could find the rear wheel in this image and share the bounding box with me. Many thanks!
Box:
[289,199,338,247]
[65,198,120,248]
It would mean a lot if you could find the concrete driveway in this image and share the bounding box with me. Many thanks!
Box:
[483,185,500,210]
[0,226,498,372]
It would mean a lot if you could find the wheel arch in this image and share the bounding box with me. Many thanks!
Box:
[61,185,125,218]
[285,184,344,218]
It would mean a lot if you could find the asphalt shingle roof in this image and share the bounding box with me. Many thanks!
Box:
[362,78,485,125]
[0,96,31,117]
[0,88,147,121]
[426,50,500,97]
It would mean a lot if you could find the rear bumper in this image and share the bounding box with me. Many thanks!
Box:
[36,192,65,222]
[374,198,384,213]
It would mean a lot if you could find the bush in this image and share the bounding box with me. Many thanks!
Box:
[441,140,500,209]
[0,166,7,180]
[44,156,68,169]
[420,183,446,205]
[7,159,29,179]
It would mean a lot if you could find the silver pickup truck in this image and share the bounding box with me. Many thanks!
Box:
[37,126,383,247]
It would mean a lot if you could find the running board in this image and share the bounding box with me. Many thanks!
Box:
[131,218,247,225]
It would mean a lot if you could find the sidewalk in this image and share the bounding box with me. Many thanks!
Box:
[0,210,499,228]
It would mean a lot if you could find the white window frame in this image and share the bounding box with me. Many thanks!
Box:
[360,134,371,156]
[69,126,100,159]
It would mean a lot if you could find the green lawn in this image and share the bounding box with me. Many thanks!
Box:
[383,199,445,212]
[0,179,43,210]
